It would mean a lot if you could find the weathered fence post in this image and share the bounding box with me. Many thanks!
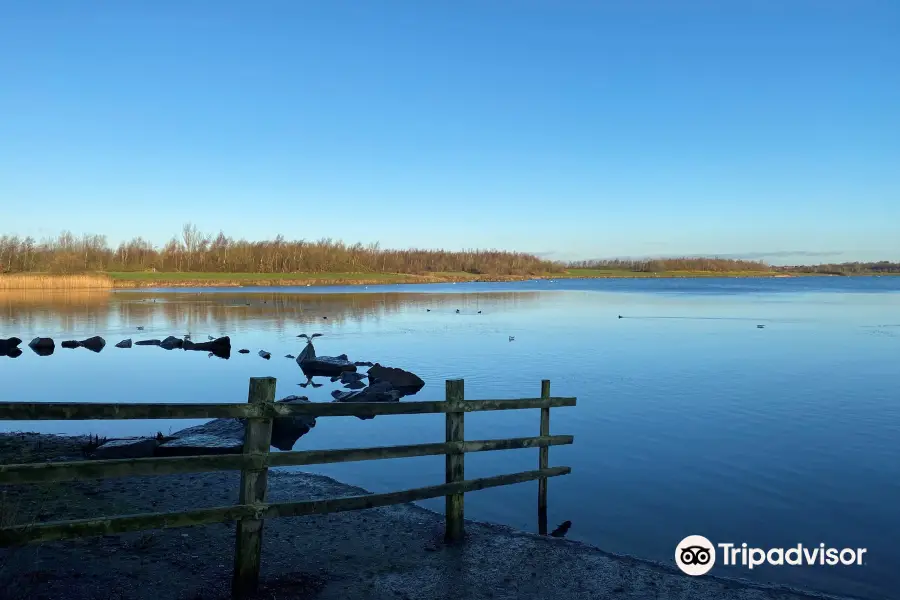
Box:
[538,379,550,535]
[444,378,465,542]
[232,377,276,600]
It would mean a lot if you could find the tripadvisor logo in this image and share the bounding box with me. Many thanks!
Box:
[675,536,868,576]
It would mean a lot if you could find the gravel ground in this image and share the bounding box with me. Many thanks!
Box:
[0,434,852,600]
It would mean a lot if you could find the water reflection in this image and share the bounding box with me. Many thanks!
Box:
[0,289,541,337]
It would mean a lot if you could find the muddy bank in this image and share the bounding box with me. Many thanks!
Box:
[0,434,846,600]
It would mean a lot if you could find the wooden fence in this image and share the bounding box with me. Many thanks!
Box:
[0,377,576,598]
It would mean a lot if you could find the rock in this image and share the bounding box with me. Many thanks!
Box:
[0,337,22,352]
[332,371,366,384]
[80,336,106,352]
[366,364,425,395]
[344,380,366,389]
[270,395,317,451]
[92,437,159,459]
[296,343,316,363]
[159,336,183,350]
[156,419,246,456]
[331,381,401,419]
[299,354,356,378]
[238,349,250,354]
[115,339,133,349]
[258,350,271,360]
[60,336,106,352]
[135,339,162,346]
[0,337,23,358]
[285,354,295,359]
[353,361,375,367]
[28,337,55,356]
[183,336,231,359]
[158,397,317,455]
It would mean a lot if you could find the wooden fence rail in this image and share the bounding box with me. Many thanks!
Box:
[0,377,576,599]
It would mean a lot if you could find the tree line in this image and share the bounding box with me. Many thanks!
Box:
[0,225,561,275]
[778,261,900,275]
[567,257,772,272]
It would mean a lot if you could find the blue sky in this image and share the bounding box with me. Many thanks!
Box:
[1,1,897,264]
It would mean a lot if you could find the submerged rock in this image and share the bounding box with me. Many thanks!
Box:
[296,342,316,363]
[183,336,230,359]
[0,337,23,358]
[331,381,402,420]
[238,349,250,354]
[258,350,271,360]
[28,337,55,356]
[299,354,356,378]
[332,371,366,384]
[115,338,133,349]
[135,339,162,346]
[366,363,425,395]
[159,336,183,350]
[60,336,106,353]
[353,361,375,367]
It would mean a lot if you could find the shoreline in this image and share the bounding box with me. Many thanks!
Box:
[0,270,830,291]
[0,433,857,600]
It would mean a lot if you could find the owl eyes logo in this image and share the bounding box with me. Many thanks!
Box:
[676,535,716,575]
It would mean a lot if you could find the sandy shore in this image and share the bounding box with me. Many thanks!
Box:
[0,433,848,600]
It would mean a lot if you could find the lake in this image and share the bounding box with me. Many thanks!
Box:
[2,276,899,599]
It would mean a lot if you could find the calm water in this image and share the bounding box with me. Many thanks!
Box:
[2,277,899,599]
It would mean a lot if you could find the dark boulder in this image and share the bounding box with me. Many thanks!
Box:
[115,339,133,349]
[0,337,22,353]
[0,337,23,358]
[331,381,401,420]
[332,371,366,384]
[80,336,106,352]
[28,337,55,356]
[366,364,425,395]
[135,339,162,346]
[183,336,231,359]
[344,379,366,390]
[93,437,159,459]
[296,343,316,363]
[156,419,245,456]
[258,350,271,360]
[159,336,183,350]
[238,349,250,354]
[60,336,106,352]
[354,361,375,367]
[271,395,317,451]
[299,354,356,378]
[157,396,317,455]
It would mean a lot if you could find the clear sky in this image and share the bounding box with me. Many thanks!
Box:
[1,1,897,264]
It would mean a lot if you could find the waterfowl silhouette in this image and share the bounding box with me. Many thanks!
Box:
[550,520,571,538]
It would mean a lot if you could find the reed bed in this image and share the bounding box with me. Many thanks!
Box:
[0,274,113,290]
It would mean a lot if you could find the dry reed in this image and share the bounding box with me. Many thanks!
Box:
[0,274,113,290]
